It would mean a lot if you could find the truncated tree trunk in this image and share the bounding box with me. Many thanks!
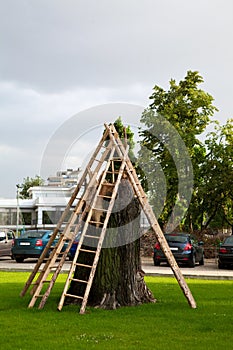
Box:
[65,179,155,309]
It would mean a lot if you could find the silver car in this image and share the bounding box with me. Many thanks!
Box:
[0,231,15,258]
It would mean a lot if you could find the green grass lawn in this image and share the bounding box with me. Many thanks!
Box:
[0,272,233,350]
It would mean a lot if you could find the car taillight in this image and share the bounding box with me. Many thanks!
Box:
[219,247,227,254]
[12,239,15,246]
[184,243,192,251]
[35,239,43,247]
[154,242,161,250]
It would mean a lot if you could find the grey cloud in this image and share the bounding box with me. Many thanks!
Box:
[1,0,232,92]
[0,0,232,198]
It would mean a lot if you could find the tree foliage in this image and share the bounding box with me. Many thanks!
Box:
[138,71,232,232]
[199,120,233,231]
[18,176,44,199]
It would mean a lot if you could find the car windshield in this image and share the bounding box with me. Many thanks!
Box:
[20,231,47,239]
[165,235,188,244]
[224,236,233,244]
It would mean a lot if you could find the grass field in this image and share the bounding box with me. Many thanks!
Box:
[0,271,233,350]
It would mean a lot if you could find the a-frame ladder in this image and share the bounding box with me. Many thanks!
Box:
[20,123,196,313]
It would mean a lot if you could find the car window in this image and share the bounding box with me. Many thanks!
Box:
[20,231,45,239]
[48,232,60,239]
[0,232,6,241]
[165,235,188,243]
[7,231,14,239]
[224,236,233,244]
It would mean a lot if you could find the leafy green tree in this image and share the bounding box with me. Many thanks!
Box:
[18,176,44,199]
[200,119,233,232]
[138,71,218,231]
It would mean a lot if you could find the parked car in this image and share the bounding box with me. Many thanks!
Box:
[11,229,62,263]
[153,232,204,267]
[218,236,233,269]
[0,230,15,258]
[68,232,81,260]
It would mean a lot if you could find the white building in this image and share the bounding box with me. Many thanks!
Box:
[0,169,81,231]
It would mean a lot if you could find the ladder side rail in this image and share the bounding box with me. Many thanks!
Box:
[35,177,109,308]
[29,142,116,305]
[38,143,117,310]
[31,194,97,306]
[27,233,72,308]
[21,131,112,298]
[24,181,96,298]
[69,144,118,256]
[79,146,129,314]
[105,123,196,308]
[137,196,196,309]
[106,125,196,308]
[58,145,122,311]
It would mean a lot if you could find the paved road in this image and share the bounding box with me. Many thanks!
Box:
[1,256,233,280]
[142,257,233,280]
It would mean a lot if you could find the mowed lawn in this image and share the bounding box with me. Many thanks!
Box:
[0,271,233,350]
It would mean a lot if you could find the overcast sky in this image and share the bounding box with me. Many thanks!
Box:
[0,0,232,198]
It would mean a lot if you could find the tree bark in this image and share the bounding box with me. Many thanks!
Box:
[65,178,155,309]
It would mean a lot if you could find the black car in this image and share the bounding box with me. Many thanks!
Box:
[153,233,204,267]
[218,236,233,269]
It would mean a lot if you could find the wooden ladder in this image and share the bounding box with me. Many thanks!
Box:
[20,123,196,312]
[57,145,129,314]
[20,129,119,308]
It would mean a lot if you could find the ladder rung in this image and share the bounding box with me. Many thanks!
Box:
[30,282,39,286]
[49,265,61,270]
[71,278,88,284]
[89,220,104,225]
[64,293,84,300]
[79,248,96,253]
[100,182,115,187]
[107,170,119,174]
[75,263,92,268]
[92,207,108,212]
[84,234,100,239]
[98,194,112,199]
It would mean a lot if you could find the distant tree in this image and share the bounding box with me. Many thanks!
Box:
[18,176,44,199]
[138,71,218,230]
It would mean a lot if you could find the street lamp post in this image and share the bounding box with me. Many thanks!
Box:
[16,184,21,238]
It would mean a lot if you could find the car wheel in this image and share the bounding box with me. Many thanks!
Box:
[199,255,204,266]
[15,257,24,263]
[188,255,195,268]
[154,259,160,266]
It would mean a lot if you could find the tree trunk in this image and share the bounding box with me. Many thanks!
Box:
[65,178,155,309]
